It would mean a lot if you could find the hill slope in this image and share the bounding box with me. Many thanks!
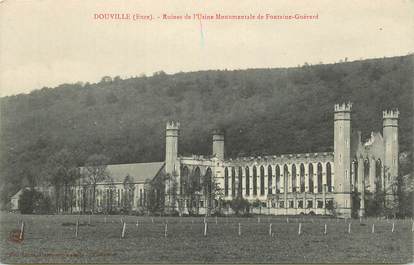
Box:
[0,55,413,204]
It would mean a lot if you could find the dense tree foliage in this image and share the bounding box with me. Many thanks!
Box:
[19,189,52,214]
[43,148,80,212]
[229,197,250,215]
[0,55,412,207]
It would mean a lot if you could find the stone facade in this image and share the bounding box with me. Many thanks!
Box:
[164,103,400,218]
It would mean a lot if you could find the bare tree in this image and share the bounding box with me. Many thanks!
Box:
[211,176,224,215]
[184,171,202,215]
[82,154,109,213]
[106,178,116,214]
[123,175,135,214]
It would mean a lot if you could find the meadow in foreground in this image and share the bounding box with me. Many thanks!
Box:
[0,213,412,263]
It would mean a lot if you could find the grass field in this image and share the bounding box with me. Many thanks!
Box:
[0,212,412,263]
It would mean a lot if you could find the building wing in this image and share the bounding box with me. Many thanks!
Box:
[79,161,165,185]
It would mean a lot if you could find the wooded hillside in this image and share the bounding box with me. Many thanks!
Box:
[1,55,412,205]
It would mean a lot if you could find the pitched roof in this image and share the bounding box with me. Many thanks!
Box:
[79,161,164,185]
[105,162,165,183]
[11,189,24,199]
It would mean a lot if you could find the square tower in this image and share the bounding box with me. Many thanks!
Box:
[383,109,399,205]
[212,129,225,160]
[333,102,352,217]
[165,121,180,175]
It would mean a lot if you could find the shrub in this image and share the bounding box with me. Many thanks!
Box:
[19,189,53,214]
[230,197,250,215]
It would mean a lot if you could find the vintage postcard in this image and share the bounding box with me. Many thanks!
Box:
[0,0,413,264]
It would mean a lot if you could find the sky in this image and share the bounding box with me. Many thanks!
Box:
[0,0,413,97]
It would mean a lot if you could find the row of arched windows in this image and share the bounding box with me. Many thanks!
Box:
[180,166,213,206]
[352,158,383,191]
[224,163,333,197]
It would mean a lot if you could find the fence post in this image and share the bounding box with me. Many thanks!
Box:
[238,223,241,236]
[324,224,327,235]
[371,223,375,233]
[121,222,126,238]
[298,223,302,235]
[19,221,25,240]
[204,222,207,237]
[75,219,79,238]
[391,222,394,233]
[164,223,168,238]
[348,222,351,234]
[269,223,272,236]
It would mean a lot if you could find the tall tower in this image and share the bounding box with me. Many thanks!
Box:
[165,121,180,213]
[165,121,180,175]
[383,109,399,197]
[212,129,225,160]
[333,102,352,217]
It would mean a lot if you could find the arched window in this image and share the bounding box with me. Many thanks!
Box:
[231,167,236,197]
[275,165,280,193]
[292,164,297,192]
[376,159,382,190]
[181,166,189,195]
[268,165,273,195]
[353,160,358,191]
[193,167,201,192]
[224,167,229,196]
[308,163,314,193]
[238,167,243,197]
[326,162,332,192]
[260,166,265,195]
[317,163,323,193]
[283,165,289,192]
[300,164,305,193]
[245,167,250,196]
[364,159,370,187]
[253,166,257,196]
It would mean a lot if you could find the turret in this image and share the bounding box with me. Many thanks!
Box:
[165,121,180,175]
[212,129,225,160]
[333,102,352,217]
[382,109,399,193]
